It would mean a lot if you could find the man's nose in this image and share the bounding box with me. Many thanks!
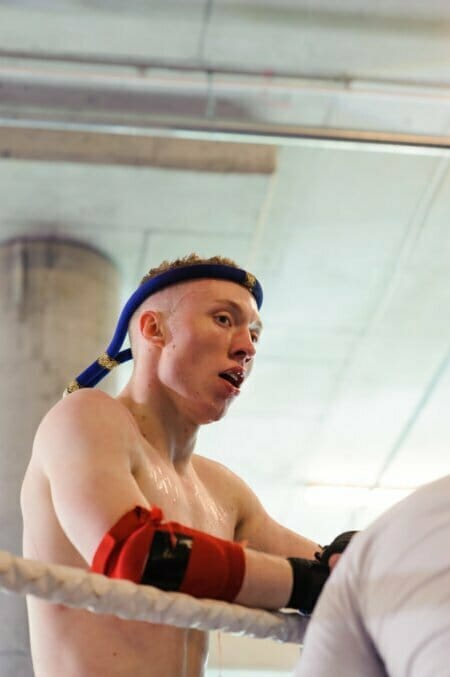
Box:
[232,329,256,362]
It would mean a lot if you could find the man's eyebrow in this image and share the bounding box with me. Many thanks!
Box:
[213,298,263,330]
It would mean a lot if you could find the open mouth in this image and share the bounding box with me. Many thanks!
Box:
[219,369,244,389]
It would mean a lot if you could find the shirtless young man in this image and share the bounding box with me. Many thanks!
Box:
[21,254,348,677]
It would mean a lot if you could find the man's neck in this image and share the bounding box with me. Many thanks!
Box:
[117,382,198,470]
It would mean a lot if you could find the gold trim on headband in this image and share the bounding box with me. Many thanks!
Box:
[244,272,256,292]
[65,380,81,394]
[97,353,119,371]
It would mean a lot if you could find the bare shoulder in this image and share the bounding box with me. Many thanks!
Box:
[36,389,127,438]
[192,453,237,482]
[33,389,136,467]
[192,454,258,503]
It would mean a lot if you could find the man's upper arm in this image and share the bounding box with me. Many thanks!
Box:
[35,391,149,564]
[233,475,319,559]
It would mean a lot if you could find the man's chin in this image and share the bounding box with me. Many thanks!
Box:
[200,400,232,425]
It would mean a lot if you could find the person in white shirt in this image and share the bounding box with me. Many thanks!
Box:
[295,474,450,677]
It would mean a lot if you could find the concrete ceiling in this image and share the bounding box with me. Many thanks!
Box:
[0,2,450,673]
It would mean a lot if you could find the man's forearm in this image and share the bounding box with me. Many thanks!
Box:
[91,505,353,615]
[236,531,357,612]
[234,548,293,610]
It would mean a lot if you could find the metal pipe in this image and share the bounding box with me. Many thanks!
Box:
[1,47,449,92]
[0,117,448,154]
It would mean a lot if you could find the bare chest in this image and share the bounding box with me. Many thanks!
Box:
[133,456,237,540]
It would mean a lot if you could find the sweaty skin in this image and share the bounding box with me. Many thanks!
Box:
[22,279,319,677]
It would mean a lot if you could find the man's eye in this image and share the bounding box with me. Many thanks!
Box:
[251,333,260,344]
[216,314,232,326]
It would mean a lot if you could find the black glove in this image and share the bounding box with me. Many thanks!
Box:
[286,557,328,615]
[286,531,357,615]
[316,530,357,566]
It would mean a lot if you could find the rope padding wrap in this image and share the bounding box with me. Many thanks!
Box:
[0,550,307,644]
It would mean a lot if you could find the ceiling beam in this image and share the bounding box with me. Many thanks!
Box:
[0,123,277,173]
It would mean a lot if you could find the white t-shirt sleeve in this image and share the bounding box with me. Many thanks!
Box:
[294,475,450,677]
[294,532,387,677]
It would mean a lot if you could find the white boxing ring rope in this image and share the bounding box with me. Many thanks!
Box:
[0,549,308,644]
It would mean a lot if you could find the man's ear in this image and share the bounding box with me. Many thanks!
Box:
[139,310,166,347]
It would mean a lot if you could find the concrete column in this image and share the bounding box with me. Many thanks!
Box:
[0,238,119,676]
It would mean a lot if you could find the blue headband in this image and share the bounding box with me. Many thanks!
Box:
[64,263,263,395]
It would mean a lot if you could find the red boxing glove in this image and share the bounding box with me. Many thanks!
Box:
[91,506,245,603]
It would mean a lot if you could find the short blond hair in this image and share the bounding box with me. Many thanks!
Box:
[140,253,240,286]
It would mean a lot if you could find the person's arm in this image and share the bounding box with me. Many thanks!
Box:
[232,473,320,559]
[35,391,294,610]
[36,390,152,565]
[37,392,344,614]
